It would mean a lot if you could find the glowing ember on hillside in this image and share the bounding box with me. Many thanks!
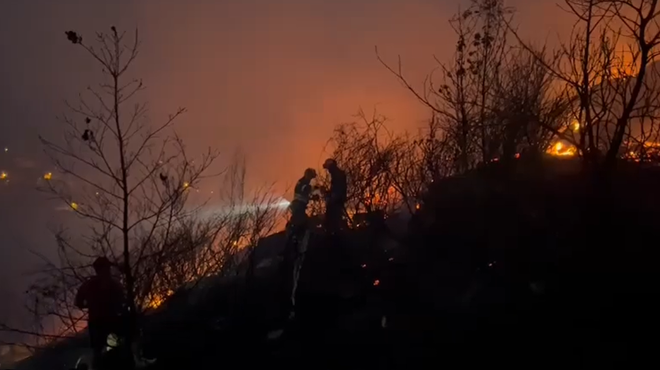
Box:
[547,141,576,157]
[570,120,580,132]
[147,289,174,309]
[624,141,660,162]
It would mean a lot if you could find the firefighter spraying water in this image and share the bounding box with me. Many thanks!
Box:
[282,168,319,320]
[267,168,319,339]
[270,159,348,339]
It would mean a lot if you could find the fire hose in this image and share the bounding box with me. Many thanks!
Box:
[289,228,311,319]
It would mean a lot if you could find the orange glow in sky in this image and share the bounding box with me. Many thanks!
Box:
[0,0,578,331]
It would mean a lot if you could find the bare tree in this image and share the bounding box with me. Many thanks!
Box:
[491,46,572,160]
[376,8,476,172]
[326,109,405,223]
[601,0,660,167]
[0,27,222,354]
[465,0,514,162]
[510,0,660,169]
[1,156,283,356]
[377,0,515,170]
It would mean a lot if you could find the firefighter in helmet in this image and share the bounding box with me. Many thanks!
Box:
[322,158,347,235]
[288,168,318,231]
[273,168,318,332]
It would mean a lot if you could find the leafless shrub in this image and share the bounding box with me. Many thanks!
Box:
[389,116,454,213]
[325,109,405,221]
[491,46,572,159]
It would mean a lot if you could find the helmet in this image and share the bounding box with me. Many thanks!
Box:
[304,168,317,178]
[92,256,112,273]
[322,158,337,169]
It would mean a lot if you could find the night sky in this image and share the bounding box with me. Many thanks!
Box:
[0,0,571,329]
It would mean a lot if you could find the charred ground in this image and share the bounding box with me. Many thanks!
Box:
[20,155,656,369]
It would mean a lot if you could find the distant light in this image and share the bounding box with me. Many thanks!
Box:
[361,263,367,268]
[70,202,79,210]
[183,181,190,189]
[3,147,7,152]
[43,172,52,180]
[388,257,394,261]
[373,279,380,286]
[0,171,7,180]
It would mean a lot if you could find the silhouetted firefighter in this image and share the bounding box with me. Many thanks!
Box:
[322,158,347,235]
[75,257,125,369]
[277,168,318,327]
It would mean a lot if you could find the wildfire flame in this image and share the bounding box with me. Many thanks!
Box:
[147,289,174,309]
[624,141,660,162]
[547,141,576,157]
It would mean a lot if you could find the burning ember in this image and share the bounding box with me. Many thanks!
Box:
[624,141,660,162]
[547,141,576,157]
[147,289,174,309]
[570,120,580,132]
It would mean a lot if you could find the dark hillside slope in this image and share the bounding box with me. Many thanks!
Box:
[406,156,660,365]
[15,157,660,369]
